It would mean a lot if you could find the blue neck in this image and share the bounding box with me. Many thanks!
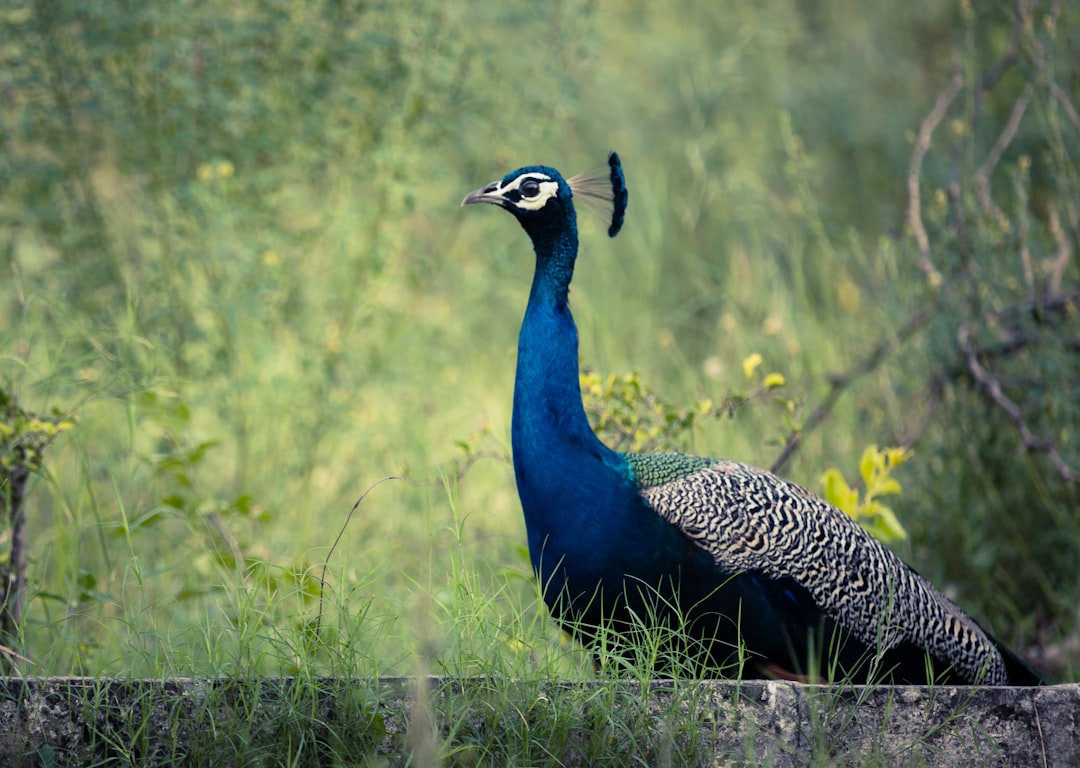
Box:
[512,220,610,462]
[510,215,633,571]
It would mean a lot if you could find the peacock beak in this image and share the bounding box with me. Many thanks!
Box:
[461,181,505,207]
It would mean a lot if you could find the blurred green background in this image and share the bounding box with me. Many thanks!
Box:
[1,0,1077,680]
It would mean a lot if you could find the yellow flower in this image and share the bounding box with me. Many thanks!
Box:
[742,353,763,380]
[763,372,785,389]
[196,163,214,182]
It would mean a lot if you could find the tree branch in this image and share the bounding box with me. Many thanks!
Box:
[1047,204,1071,296]
[770,309,933,474]
[957,323,1079,482]
[976,84,1033,232]
[907,70,964,285]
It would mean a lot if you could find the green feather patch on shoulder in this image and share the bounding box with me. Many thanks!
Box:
[622,452,719,489]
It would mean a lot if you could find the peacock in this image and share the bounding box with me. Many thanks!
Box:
[462,152,1043,685]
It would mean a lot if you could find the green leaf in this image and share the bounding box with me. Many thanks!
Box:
[883,446,914,467]
[229,493,255,516]
[874,477,902,496]
[858,444,879,488]
[79,590,117,605]
[175,584,222,601]
[77,571,97,591]
[872,503,908,542]
[821,469,858,515]
[186,440,222,465]
[162,494,187,509]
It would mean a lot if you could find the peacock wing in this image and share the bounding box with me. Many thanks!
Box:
[621,452,1010,685]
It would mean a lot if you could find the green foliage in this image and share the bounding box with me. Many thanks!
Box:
[821,446,912,543]
[582,369,712,454]
[880,1,1080,659]
[583,361,912,546]
[582,353,791,455]
[0,389,74,473]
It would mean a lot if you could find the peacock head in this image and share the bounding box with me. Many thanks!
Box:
[462,152,628,239]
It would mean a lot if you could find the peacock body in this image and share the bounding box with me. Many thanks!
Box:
[462,153,1042,685]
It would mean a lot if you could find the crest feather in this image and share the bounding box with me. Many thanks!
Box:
[568,151,629,237]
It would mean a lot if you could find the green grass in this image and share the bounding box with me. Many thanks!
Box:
[0,1,1077,762]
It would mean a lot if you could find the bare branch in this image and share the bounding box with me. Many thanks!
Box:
[992,286,1080,326]
[898,374,945,449]
[970,0,1025,135]
[957,324,1079,482]
[1047,81,1080,133]
[1026,0,1080,132]
[976,84,1033,231]
[1012,167,1036,295]
[907,71,964,284]
[1048,203,1072,296]
[770,309,933,474]
[975,0,1025,95]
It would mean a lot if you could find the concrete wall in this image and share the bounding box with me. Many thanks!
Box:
[1,677,1077,766]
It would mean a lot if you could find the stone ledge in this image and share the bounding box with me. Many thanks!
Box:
[0,677,1076,766]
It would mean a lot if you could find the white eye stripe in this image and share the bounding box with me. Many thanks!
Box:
[507,172,553,188]
[506,177,560,211]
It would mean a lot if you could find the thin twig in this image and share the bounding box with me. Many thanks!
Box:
[957,324,1079,482]
[992,286,1080,326]
[315,475,403,638]
[975,0,1025,95]
[1034,698,1048,768]
[1047,204,1071,296]
[0,643,34,670]
[970,0,1024,136]
[770,280,1079,474]
[1047,80,1080,133]
[1013,166,1036,296]
[770,309,933,474]
[1026,0,1079,132]
[907,70,964,284]
[976,84,1033,231]
[899,374,945,450]
[449,449,511,483]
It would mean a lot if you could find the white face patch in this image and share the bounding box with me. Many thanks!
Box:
[502,173,561,211]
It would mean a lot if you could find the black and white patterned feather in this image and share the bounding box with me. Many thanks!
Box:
[626,453,1013,684]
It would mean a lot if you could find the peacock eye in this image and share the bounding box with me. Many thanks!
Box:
[520,178,541,197]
